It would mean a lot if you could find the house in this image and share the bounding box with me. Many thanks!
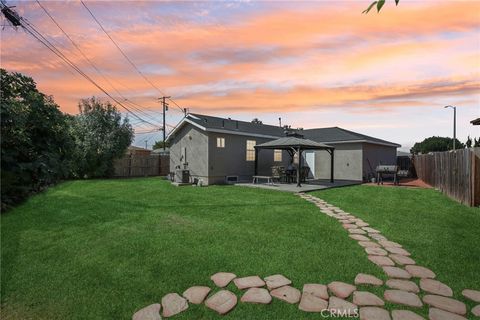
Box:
[166,113,400,185]
[126,145,151,156]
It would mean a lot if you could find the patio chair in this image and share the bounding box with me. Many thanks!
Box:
[300,166,310,183]
[271,166,283,183]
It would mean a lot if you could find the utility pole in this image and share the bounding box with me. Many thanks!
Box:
[159,96,171,150]
[145,140,148,150]
[444,105,457,151]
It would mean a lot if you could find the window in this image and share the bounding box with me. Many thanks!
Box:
[217,137,225,148]
[246,140,256,161]
[274,149,282,162]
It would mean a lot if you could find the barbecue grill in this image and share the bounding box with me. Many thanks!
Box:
[376,165,399,185]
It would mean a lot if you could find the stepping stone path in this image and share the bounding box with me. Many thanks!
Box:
[419,279,452,297]
[384,290,422,308]
[472,305,480,317]
[386,279,420,293]
[211,272,236,287]
[429,308,467,320]
[328,281,356,298]
[423,294,466,315]
[382,266,412,279]
[183,286,211,304]
[391,310,424,320]
[328,296,358,316]
[161,293,188,318]
[205,290,237,315]
[462,289,480,302]
[303,283,329,300]
[298,291,328,312]
[264,274,291,290]
[353,291,384,306]
[355,273,383,286]
[360,307,391,320]
[233,276,265,290]
[133,194,479,319]
[132,304,161,320]
[240,287,272,304]
[270,285,301,304]
[389,254,415,265]
[405,265,435,278]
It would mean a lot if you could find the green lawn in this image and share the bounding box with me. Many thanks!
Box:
[2,178,382,320]
[313,185,480,317]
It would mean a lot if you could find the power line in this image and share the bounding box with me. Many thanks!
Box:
[34,0,163,127]
[79,0,185,114]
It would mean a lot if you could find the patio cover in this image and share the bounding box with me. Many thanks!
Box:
[254,136,335,187]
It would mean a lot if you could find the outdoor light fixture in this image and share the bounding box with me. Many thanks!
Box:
[444,105,457,151]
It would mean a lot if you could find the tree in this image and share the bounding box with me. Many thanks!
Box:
[466,136,472,148]
[363,0,399,14]
[70,97,133,178]
[152,140,169,150]
[410,136,465,154]
[1,69,74,210]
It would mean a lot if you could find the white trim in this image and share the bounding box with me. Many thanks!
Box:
[320,140,401,148]
[165,117,206,142]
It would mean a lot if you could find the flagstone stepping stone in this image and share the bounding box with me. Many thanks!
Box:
[205,290,237,315]
[351,234,371,241]
[270,285,301,304]
[389,254,416,265]
[264,274,291,290]
[369,255,395,266]
[360,307,391,320]
[211,272,236,287]
[359,241,382,248]
[423,295,466,315]
[462,289,480,302]
[419,279,452,297]
[391,310,425,320]
[132,303,161,320]
[182,286,211,304]
[406,265,436,279]
[366,247,388,256]
[343,223,358,229]
[299,292,328,312]
[354,291,385,306]
[303,283,329,300]
[349,228,367,234]
[240,287,272,304]
[370,234,388,241]
[356,221,370,227]
[379,240,402,248]
[328,281,357,298]
[472,305,480,317]
[355,273,383,286]
[161,293,188,318]
[233,276,265,290]
[363,227,381,233]
[382,267,412,279]
[385,247,411,256]
[328,296,358,316]
[428,307,467,320]
[386,279,420,293]
[384,290,422,307]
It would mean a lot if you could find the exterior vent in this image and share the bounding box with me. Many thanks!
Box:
[225,176,238,184]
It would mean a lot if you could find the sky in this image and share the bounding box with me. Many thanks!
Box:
[1,0,479,151]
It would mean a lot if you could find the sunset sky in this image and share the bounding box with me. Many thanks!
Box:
[1,0,479,150]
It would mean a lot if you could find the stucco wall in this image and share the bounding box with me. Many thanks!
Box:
[207,132,289,184]
[362,143,397,180]
[169,125,209,182]
[313,143,363,181]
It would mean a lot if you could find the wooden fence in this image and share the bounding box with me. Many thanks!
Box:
[413,148,480,207]
[113,154,169,177]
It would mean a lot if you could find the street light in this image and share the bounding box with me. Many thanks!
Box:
[444,105,457,150]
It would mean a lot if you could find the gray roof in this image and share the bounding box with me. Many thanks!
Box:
[171,113,400,147]
[255,136,334,150]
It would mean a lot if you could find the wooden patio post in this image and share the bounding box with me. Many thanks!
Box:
[330,148,334,183]
[297,147,302,187]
